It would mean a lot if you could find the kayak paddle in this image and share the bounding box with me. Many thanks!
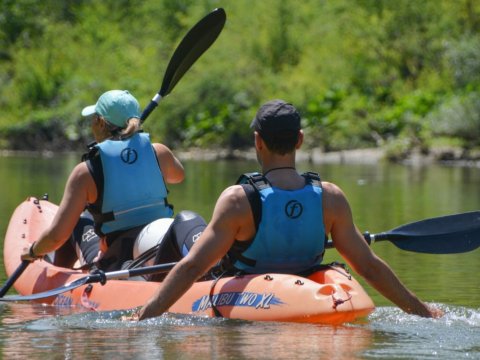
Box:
[326,211,480,254]
[2,211,479,302]
[0,262,178,302]
[140,7,226,122]
[0,260,30,297]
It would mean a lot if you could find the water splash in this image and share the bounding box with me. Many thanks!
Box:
[2,304,478,359]
[359,305,480,359]
[23,309,228,331]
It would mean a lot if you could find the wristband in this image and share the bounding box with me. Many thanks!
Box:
[29,241,39,259]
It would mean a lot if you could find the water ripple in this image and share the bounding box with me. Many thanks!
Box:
[1,303,479,359]
[360,305,480,359]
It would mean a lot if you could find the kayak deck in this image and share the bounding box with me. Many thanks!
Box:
[3,197,375,324]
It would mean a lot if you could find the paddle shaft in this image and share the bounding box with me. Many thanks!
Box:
[0,262,178,302]
[72,261,178,284]
[325,232,379,249]
[0,260,30,297]
[104,262,177,281]
[75,262,179,284]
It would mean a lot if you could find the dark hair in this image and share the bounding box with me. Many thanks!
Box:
[260,131,299,155]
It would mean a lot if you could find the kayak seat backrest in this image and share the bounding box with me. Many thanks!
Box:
[149,210,207,281]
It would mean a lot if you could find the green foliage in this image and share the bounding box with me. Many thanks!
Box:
[427,92,480,149]
[302,86,348,151]
[444,35,480,89]
[0,0,479,153]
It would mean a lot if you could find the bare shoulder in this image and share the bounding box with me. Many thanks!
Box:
[321,181,354,234]
[212,184,254,240]
[152,142,184,183]
[69,162,91,182]
[152,142,173,156]
[213,184,251,219]
[321,181,344,194]
[321,181,349,205]
[217,184,249,207]
[64,162,96,203]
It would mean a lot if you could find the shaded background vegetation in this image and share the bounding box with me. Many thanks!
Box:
[1,0,479,159]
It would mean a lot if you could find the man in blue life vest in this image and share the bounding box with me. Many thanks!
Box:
[21,90,185,271]
[135,99,443,320]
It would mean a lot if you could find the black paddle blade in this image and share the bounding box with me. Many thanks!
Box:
[374,211,480,254]
[141,7,226,121]
[160,7,226,97]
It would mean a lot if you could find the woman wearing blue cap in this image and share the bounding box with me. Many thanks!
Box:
[21,90,185,271]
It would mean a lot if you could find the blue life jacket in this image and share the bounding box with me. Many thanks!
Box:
[86,132,173,236]
[228,172,326,274]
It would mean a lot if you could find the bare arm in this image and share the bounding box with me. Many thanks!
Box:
[21,163,94,260]
[323,182,442,318]
[137,185,249,320]
[153,143,184,184]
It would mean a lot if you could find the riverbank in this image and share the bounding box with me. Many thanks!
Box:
[178,146,480,167]
[2,146,480,167]
[177,147,385,164]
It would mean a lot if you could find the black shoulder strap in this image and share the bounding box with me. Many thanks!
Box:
[236,172,271,191]
[81,141,99,162]
[236,172,272,230]
[84,149,107,231]
[301,171,322,189]
[218,173,267,272]
[240,183,261,231]
[301,171,327,246]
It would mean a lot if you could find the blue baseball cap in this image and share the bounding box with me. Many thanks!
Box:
[81,90,141,128]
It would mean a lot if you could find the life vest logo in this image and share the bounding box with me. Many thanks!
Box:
[192,231,202,243]
[120,148,138,164]
[82,228,97,243]
[285,200,303,219]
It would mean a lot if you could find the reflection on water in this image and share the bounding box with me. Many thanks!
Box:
[0,154,480,358]
[1,304,479,359]
[1,304,373,359]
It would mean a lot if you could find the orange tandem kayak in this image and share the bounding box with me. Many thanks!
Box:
[3,197,375,324]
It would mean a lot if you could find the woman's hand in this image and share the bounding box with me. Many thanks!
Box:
[20,242,42,262]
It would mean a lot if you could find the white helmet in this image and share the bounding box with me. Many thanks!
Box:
[133,218,174,266]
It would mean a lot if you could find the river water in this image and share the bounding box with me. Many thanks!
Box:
[0,153,479,359]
